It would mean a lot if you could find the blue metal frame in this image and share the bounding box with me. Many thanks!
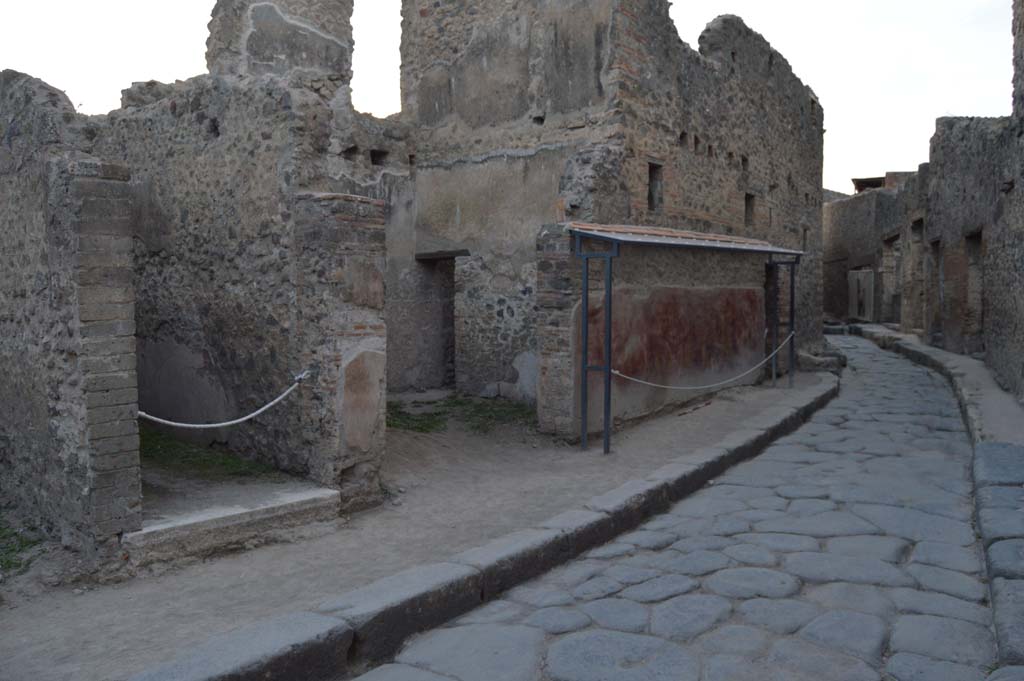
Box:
[574,228,802,455]
[575,232,620,454]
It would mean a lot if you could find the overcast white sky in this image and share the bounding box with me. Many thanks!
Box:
[0,0,1013,192]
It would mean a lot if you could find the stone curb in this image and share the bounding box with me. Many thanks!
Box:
[849,324,1024,672]
[128,373,840,681]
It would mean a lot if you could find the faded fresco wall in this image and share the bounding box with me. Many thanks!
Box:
[537,226,766,437]
[0,72,141,561]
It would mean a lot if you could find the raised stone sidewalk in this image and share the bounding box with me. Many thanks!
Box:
[127,375,839,680]
[852,324,1024,677]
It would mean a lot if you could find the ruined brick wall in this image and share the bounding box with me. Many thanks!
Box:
[537,226,765,437]
[604,3,824,352]
[0,72,140,559]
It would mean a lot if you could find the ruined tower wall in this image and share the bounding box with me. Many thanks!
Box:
[603,3,825,351]
[397,0,623,399]
[0,72,141,558]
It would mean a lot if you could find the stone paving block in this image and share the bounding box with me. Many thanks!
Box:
[827,535,909,563]
[784,552,915,587]
[702,654,764,681]
[994,579,1024,664]
[737,598,822,634]
[602,564,662,585]
[617,530,677,550]
[522,607,591,634]
[722,543,777,566]
[891,615,997,666]
[703,567,800,598]
[805,583,895,618]
[735,532,821,552]
[643,549,731,576]
[617,575,698,603]
[650,594,732,642]
[849,504,976,546]
[129,612,353,681]
[889,588,991,625]
[670,497,747,518]
[317,563,481,662]
[451,529,570,598]
[990,540,1024,579]
[764,638,880,681]
[353,665,452,681]
[755,511,880,537]
[979,486,1024,509]
[907,564,987,602]
[979,507,1024,547]
[579,598,649,633]
[910,541,982,574]
[989,668,1024,681]
[571,576,624,601]
[885,653,985,681]
[696,625,771,656]
[396,625,544,681]
[546,630,700,681]
[799,610,888,663]
[975,444,1024,487]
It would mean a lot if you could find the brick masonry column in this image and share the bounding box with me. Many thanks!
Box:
[68,158,143,544]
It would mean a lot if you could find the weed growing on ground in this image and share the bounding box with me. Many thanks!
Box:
[387,396,536,434]
[0,516,39,575]
[139,423,280,479]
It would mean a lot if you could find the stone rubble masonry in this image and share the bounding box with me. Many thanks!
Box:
[852,323,1024,669]
[127,372,839,681]
[0,71,140,562]
[536,224,768,438]
[396,0,824,400]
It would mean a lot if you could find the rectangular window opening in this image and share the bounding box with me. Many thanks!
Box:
[741,155,750,172]
[370,149,390,166]
[744,193,756,228]
[648,163,664,213]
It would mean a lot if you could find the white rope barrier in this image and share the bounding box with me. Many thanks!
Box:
[611,333,795,391]
[137,370,311,430]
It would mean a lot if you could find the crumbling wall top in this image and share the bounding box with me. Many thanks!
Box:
[206,0,354,80]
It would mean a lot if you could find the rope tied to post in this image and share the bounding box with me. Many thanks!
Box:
[137,370,312,430]
[611,332,795,392]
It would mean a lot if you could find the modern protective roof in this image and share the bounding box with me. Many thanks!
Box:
[567,222,804,257]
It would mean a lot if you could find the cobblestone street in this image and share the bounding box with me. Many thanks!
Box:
[356,336,995,681]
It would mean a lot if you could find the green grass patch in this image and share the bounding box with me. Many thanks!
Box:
[386,402,450,433]
[0,518,39,574]
[140,423,280,479]
[387,396,535,434]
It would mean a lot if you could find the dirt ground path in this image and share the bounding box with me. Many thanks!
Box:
[0,373,829,681]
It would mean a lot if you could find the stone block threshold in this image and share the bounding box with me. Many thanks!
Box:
[123,373,839,681]
[124,469,341,567]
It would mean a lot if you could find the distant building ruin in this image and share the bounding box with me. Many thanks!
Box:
[822,0,1024,405]
[0,0,824,566]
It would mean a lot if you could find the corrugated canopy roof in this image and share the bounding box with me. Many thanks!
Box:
[567,222,803,257]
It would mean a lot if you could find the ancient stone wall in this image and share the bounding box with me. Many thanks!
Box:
[397,0,825,401]
[603,4,824,352]
[397,0,622,399]
[85,0,398,507]
[537,225,766,437]
[0,72,141,560]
